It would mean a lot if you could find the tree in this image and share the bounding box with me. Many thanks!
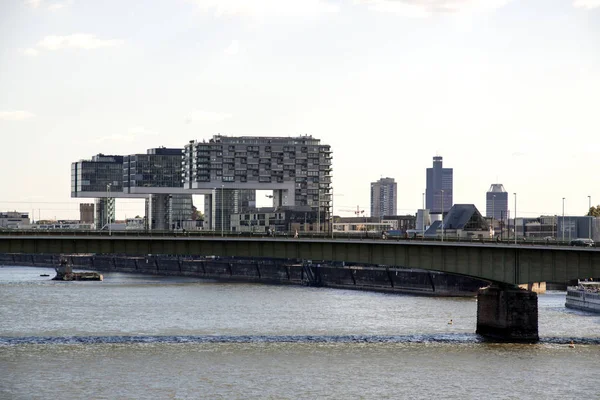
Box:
[191,205,204,221]
[586,206,600,217]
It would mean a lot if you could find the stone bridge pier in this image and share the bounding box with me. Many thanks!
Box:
[476,285,539,342]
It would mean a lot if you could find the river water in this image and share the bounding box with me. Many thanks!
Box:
[1,266,598,399]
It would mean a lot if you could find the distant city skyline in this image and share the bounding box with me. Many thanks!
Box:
[1,0,599,220]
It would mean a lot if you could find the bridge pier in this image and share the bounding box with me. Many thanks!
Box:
[476,285,539,342]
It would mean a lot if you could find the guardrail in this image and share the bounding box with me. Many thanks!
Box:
[0,229,593,248]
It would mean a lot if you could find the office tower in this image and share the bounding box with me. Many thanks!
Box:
[486,184,508,220]
[426,156,453,214]
[370,177,397,218]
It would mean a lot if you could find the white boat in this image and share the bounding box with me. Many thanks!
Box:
[565,281,600,313]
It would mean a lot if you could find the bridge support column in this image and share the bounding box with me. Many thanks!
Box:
[476,285,539,342]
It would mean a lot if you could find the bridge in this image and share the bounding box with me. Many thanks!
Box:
[2,233,599,342]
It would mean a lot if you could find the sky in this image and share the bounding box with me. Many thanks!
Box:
[1,0,599,221]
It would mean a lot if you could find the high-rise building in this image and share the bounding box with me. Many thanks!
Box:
[426,156,453,214]
[486,184,508,220]
[71,135,332,232]
[370,177,397,218]
[183,135,332,231]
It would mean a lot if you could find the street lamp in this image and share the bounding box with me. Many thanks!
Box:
[588,195,592,240]
[221,185,224,237]
[513,193,517,244]
[331,187,334,239]
[562,197,565,242]
[441,189,444,242]
[422,191,425,238]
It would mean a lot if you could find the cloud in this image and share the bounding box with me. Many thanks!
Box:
[37,34,124,50]
[224,40,240,55]
[186,110,233,123]
[48,3,67,11]
[24,0,71,10]
[189,0,339,17]
[24,0,42,8]
[358,0,513,17]
[93,127,157,143]
[20,48,39,56]
[0,111,35,121]
[573,0,600,8]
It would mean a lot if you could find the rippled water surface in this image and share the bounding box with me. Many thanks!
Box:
[1,266,599,399]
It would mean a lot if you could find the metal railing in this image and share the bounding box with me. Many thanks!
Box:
[0,228,595,248]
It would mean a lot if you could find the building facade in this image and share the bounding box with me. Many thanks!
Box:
[71,154,124,198]
[145,194,194,231]
[486,184,508,221]
[0,211,30,229]
[123,147,184,193]
[79,203,94,224]
[230,206,319,233]
[183,135,332,231]
[426,156,453,214]
[71,135,332,232]
[370,177,397,219]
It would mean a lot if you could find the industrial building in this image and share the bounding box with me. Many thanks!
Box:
[0,211,30,229]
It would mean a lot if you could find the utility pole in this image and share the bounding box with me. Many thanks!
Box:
[513,193,517,244]
[441,189,444,242]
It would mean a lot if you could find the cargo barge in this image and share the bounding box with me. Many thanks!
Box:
[1,253,487,297]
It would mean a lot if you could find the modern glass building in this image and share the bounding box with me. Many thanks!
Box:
[370,177,397,218]
[71,154,124,198]
[426,156,453,214]
[123,147,184,192]
[486,184,508,220]
[183,135,333,230]
[71,135,332,232]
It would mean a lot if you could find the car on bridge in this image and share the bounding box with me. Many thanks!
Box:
[570,238,595,247]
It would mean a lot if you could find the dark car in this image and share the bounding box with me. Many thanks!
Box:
[570,238,595,247]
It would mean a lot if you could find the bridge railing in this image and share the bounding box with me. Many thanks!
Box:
[0,228,591,248]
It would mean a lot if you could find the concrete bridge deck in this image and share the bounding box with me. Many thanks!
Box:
[1,234,599,286]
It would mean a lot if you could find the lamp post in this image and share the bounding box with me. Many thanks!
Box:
[562,197,565,242]
[588,195,592,240]
[441,189,444,242]
[513,193,517,244]
[317,188,321,234]
[221,185,224,237]
[331,187,334,239]
[422,191,425,238]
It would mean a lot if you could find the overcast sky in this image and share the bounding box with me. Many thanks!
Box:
[1,0,599,220]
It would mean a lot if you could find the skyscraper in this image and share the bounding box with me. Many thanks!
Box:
[370,177,397,218]
[426,156,453,214]
[486,184,508,220]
